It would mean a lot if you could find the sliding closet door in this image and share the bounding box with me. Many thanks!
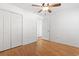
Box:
[3,12,11,50]
[0,11,3,51]
[0,9,23,51]
[11,14,22,48]
[17,15,23,46]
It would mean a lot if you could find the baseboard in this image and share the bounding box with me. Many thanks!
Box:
[50,39,79,48]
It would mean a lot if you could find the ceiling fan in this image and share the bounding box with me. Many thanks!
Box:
[32,3,61,13]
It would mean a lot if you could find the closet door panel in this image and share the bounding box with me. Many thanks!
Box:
[11,14,22,48]
[0,11,3,51]
[11,14,18,48]
[17,15,23,46]
[3,13,10,50]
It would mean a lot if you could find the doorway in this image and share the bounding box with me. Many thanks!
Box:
[37,17,50,40]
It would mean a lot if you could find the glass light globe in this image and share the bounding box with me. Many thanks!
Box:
[42,7,49,11]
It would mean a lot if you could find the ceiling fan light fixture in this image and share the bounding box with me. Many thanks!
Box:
[32,3,61,13]
[42,7,49,11]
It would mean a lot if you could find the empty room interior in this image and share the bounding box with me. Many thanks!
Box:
[0,3,79,56]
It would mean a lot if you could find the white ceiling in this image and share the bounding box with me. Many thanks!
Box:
[11,3,43,15]
[10,3,79,16]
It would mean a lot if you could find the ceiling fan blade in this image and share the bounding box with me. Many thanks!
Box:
[48,10,52,13]
[38,9,42,13]
[50,3,61,7]
[42,3,45,6]
[47,3,49,6]
[32,4,41,7]
[53,3,61,7]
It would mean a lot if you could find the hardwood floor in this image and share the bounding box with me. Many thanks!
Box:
[0,39,79,56]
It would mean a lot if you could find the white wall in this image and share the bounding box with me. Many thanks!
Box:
[0,3,43,45]
[23,14,43,44]
[50,3,79,47]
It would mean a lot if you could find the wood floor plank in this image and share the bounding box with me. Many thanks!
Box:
[0,39,79,56]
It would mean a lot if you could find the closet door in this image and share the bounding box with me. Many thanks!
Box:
[3,12,11,50]
[0,11,4,51]
[11,14,22,48]
[17,15,23,46]
[42,17,50,40]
